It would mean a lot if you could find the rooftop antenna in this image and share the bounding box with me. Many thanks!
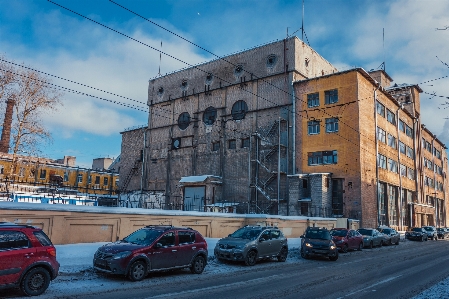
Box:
[302,0,304,41]
[383,28,385,71]
[157,41,162,76]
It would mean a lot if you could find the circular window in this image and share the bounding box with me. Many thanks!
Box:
[203,106,217,125]
[181,80,188,89]
[206,73,213,83]
[235,65,243,76]
[157,87,164,95]
[231,100,248,120]
[178,112,191,130]
[267,54,277,67]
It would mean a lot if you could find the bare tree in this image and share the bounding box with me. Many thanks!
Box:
[0,56,63,180]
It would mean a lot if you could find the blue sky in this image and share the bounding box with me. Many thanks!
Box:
[1,0,449,167]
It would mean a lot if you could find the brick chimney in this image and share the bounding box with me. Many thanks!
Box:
[0,98,15,153]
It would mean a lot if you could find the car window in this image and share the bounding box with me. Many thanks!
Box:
[358,229,372,236]
[271,230,281,239]
[330,230,347,237]
[178,231,195,244]
[0,230,31,251]
[33,230,53,246]
[305,230,331,240]
[124,229,163,245]
[230,227,262,240]
[158,232,175,247]
[260,230,271,240]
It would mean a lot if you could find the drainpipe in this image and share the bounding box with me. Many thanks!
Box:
[374,83,381,226]
[292,81,296,175]
[396,104,404,230]
[431,135,436,226]
[278,117,281,215]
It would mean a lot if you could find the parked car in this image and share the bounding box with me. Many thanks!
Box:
[437,228,449,239]
[93,225,208,281]
[377,227,400,245]
[330,228,363,252]
[357,228,383,248]
[300,227,338,261]
[0,222,59,296]
[214,226,288,266]
[422,226,438,240]
[405,227,428,241]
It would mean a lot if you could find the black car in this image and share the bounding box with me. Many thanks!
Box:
[405,227,428,241]
[422,226,438,241]
[437,228,449,239]
[300,227,338,261]
[377,227,400,245]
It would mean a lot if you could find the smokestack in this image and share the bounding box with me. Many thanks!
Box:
[0,98,15,153]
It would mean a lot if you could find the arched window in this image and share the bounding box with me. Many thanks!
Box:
[231,100,248,120]
[203,107,217,125]
[178,112,191,130]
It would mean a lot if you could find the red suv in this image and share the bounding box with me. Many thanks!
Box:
[330,228,364,252]
[0,222,59,296]
[93,225,208,281]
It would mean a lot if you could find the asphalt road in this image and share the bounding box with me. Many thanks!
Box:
[85,239,449,299]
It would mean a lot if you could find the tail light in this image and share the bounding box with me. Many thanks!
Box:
[46,247,57,257]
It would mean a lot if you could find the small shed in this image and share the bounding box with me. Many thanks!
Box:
[179,175,222,211]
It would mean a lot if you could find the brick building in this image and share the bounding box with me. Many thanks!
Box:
[119,37,448,229]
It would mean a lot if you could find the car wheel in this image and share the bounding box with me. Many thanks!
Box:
[277,247,288,262]
[245,250,257,266]
[395,238,400,245]
[300,249,309,259]
[425,236,428,241]
[369,241,373,249]
[190,256,206,274]
[20,267,51,296]
[329,252,338,261]
[420,236,424,242]
[357,242,363,251]
[342,244,348,253]
[128,260,147,282]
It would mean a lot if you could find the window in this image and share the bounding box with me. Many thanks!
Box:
[0,165,3,174]
[387,134,397,149]
[77,174,83,183]
[308,150,337,166]
[203,107,217,125]
[178,231,195,244]
[228,139,236,149]
[241,138,250,148]
[386,109,396,125]
[266,54,277,68]
[399,141,406,154]
[424,158,433,170]
[19,168,25,177]
[407,167,414,180]
[325,89,338,104]
[399,120,405,132]
[40,169,47,180]
[376,101,385,117]
[406,146,414,159]
[231,100,248,120]
[178,112,191,130]
[271,230,281,239]
[400,164,407,177]
[424,140,432,152]
[212,142,220,151]
[95,176,100,184]
[104,177,109,186]
[307,93,319,108]
[434,148,441,160]
[378,154,387,169]
[158,232,175,247]
[388,158,398,173]
[308,121,320,135]
[64,172,69,182]
[88,175,92,184]
[325,118,339,133]
[0,231,30,250]
[405,125,413,138]
[33,231,52,247]
[377,127,386,143]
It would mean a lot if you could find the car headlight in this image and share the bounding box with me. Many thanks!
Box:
[330,245,336,250]
[112,251,132,260]
[305,243,313,248]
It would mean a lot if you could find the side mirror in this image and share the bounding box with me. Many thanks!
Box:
[300,235,305,238]
[259,237,265,242]
[228,234,232,237]
[155,243,163,248]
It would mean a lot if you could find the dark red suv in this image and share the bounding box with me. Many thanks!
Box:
[0,222,59,296]
[93,225,208,281]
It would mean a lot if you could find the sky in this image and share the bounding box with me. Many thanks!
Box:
[1,0,449,168]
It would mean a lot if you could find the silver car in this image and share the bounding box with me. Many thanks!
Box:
[358,228,383,249]
[214,226,288,266]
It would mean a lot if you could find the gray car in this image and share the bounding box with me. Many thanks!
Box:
[358,228,383,248]
[422,226,438,240]
[214,226,288,266]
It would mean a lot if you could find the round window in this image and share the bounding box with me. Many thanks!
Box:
[235,65,243,76]
[181,80,188,89]
[203,107,217,126]
[178,112,191,130]
[267,54,277,67]
[231,100,248,120]
[158,87,164,95]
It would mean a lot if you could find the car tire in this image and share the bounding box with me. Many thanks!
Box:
[277,247,288,262]
[128,260,147,282]
[369,241,373,249]
[190,256,206,274]
[245,250,257,266]
[300,249,309,259]
[357,242,363,251]
[421,236,424,242]
[395,238,400,245]
[342,244,348,253]
[329,252,338,261]
[20,267,51,296]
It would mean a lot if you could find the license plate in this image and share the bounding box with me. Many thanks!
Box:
[95,259,107,267]
[314,250,327,254]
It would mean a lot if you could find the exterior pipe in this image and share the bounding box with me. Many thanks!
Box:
[374,83,381,226]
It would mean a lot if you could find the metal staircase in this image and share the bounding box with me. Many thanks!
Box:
[120,160,141,192]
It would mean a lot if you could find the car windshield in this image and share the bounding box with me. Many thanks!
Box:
[437,228,444,231]
[412,228,422,232]
[358,229,373,236]
[330,230,347,237]
[382,229,391,234]
[123,229,163,245]
[230,227,262,240]
[423,227,433,231]
[305,230,331,240]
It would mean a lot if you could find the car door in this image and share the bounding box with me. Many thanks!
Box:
[269,230,284,255]
[257,230,272,257]
[176,230,197,267]
[0,230,36,285]
[150,232,178,270]
[374,230,382,246]
[347,230,356,249]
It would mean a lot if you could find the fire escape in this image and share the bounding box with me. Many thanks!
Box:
[120,159,141,192]
[250,119,288,214]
